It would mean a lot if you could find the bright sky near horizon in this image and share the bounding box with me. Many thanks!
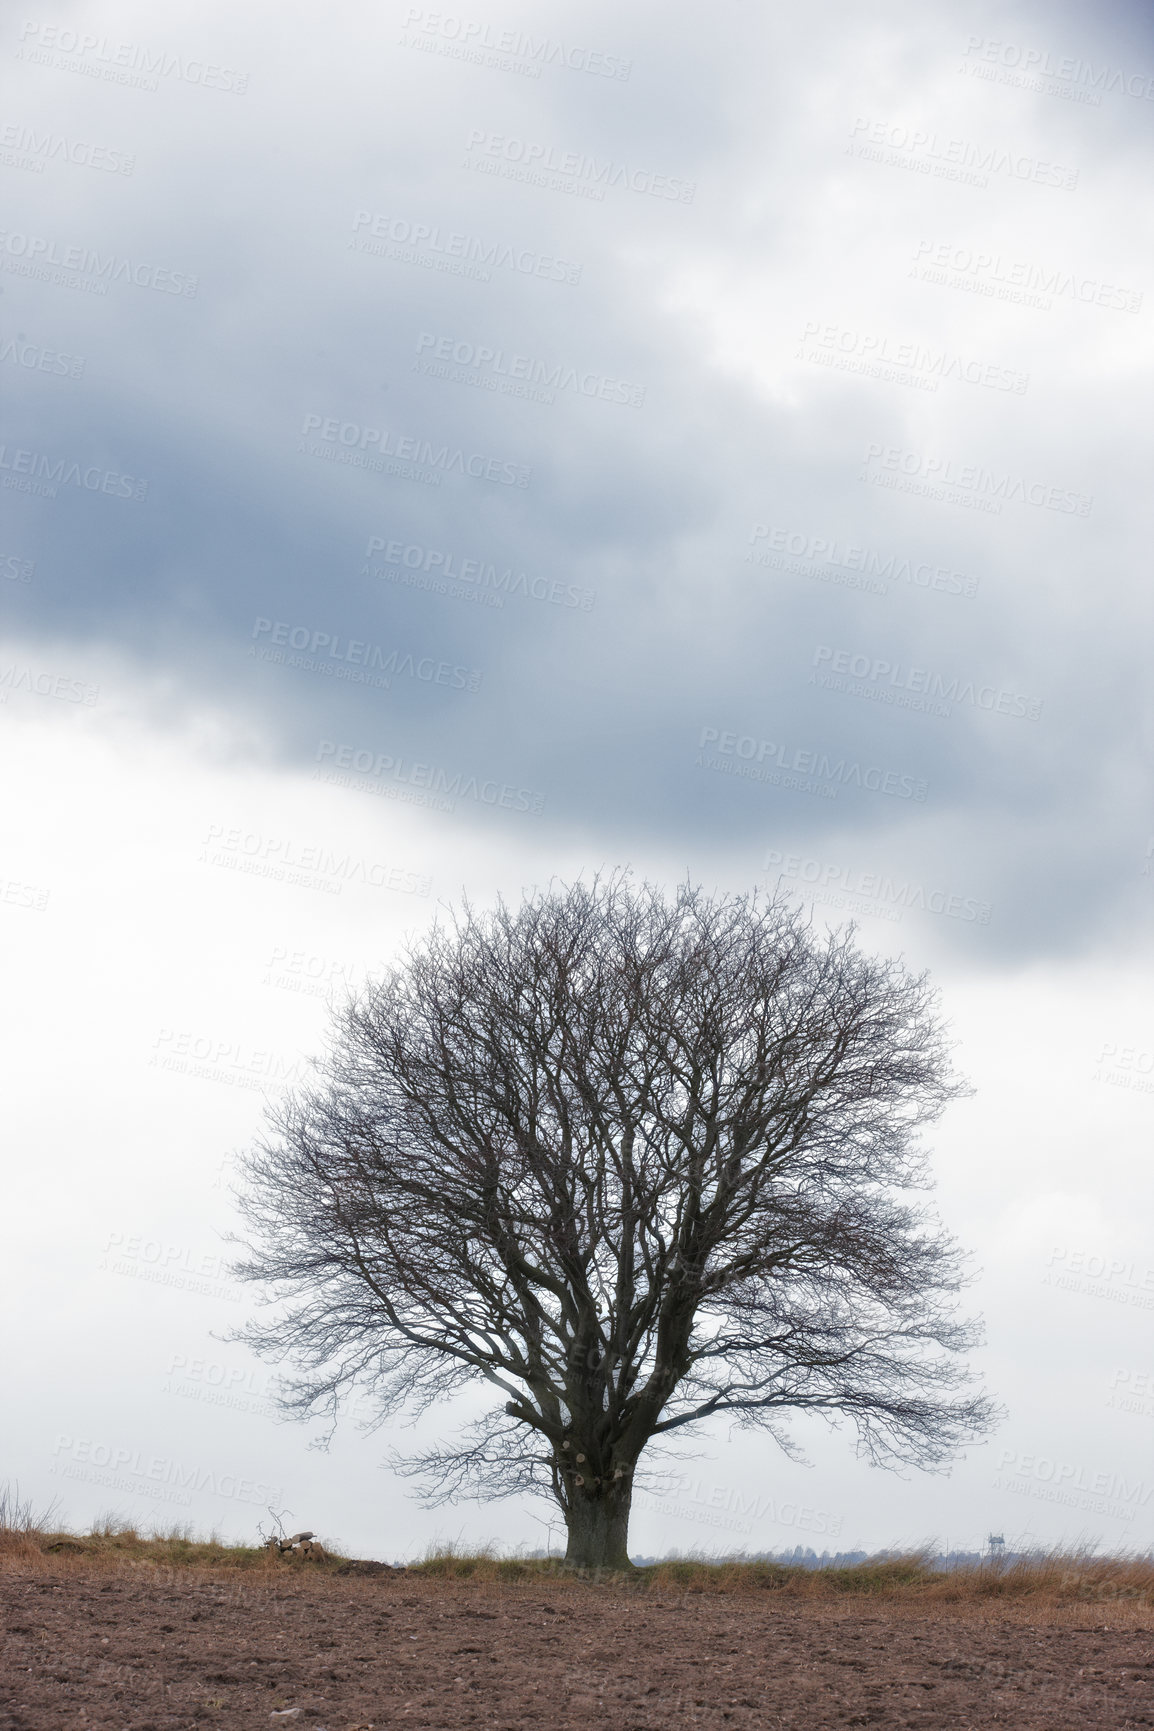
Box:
[2,0,1152,1563]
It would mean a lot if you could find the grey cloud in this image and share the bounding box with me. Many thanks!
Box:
[3,0,1150,959]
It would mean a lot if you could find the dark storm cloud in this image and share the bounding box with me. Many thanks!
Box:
[3,0,1150,955]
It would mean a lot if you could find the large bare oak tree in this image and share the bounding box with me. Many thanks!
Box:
[232,876,995,1569]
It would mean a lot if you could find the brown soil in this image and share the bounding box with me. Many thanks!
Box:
[2,1559,1152,1730]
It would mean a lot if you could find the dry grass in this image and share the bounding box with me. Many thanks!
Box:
[408,1538,1154,1613]
[0,1483,343,1574]
[4,1488,1151,1615]
[633,1548,1154,1610]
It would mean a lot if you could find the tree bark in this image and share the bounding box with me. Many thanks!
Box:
[563,1486,634,1570]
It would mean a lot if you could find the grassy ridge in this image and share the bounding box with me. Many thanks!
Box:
[0,1486,344,1573]
[0,1519,329,1572]
[2,1491,1151,1605]
[409,1541,1154,1606]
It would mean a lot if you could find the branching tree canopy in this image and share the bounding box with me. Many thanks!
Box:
[231,875,996,1569]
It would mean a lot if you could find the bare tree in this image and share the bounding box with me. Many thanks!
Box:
[231,875,996,1570]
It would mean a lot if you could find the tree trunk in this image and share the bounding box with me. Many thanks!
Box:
[563,1486,634,1570]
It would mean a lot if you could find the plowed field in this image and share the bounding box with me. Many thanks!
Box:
[2,1561,1152,1729]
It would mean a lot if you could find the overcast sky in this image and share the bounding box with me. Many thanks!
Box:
[3,0,1152,1564]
